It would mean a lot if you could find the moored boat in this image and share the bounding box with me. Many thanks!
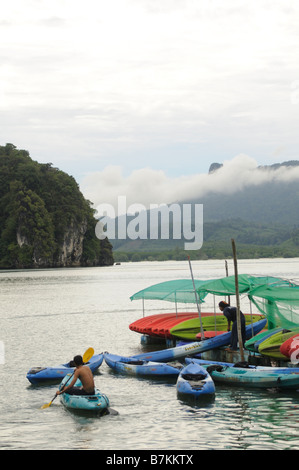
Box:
[258,329,299,360]
[199,363,299,389]
[59,374,109,412]
[132,319,267,362]
[176,361,215,398]
[171,314,265,341]
[244,328,282,352]
[26,353,104,384]
[104,352,183,376]
[185,357,299,373]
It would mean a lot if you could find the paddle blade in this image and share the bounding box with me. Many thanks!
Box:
[83,347,94,363]
[40,395,56,409]
[40,401,52,409]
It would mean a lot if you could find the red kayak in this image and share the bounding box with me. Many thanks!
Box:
[129,312,221,339]
[280,334,299,360]
[129,312,198,337]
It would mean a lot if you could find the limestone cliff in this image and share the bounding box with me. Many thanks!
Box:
[0,143,114,269]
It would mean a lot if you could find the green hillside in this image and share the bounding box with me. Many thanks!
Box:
[112,162,299,262]
[0,143,114,269]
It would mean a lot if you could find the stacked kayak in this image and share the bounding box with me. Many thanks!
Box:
[170,314,265,341]
[129,312,233,339]
[244,328,283,352]
[258,329,299,360]
[129,312,199,338]
[176,361,215,398]
[104,352,183,376]
[27,353,104,384]
[280,334,299,360]
[59,374,109,412]
[132,319,267,362]
[197,363,299,390]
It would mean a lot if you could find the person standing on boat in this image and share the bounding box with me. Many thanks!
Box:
[56,355,95,396]
[218,301,246,351]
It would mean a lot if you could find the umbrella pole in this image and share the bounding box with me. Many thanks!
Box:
[187,256,205,339]
[231,239,245,361]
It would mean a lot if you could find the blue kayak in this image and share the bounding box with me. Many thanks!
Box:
[132,319,267,363]
[59,374,109,412]
[176,361,215,398]
[26,353,104,384]
[186,357,299,374]
[198,363,299,389]
[104,352,183,376]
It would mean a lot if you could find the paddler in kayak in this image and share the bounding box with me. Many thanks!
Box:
[56,355,95,396]
[218,301,246,352]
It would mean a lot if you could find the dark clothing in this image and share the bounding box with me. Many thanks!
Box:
[223,306,246,350]
[65,387,95,396]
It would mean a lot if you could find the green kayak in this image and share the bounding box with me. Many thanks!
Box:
[258,328,299,359]
[170,314,265,341]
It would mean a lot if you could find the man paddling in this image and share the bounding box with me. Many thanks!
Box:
[56,355,95,396]
[218,301,246,352]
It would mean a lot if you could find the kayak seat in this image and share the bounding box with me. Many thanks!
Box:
[233,361,250,368]
[182,373,207,381]
[124,360,144,365]
[206,365,224,373]
[28,367,46,375]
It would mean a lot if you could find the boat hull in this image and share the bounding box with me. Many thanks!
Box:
[59,374,109,411]
[171,314,265,341]
[186,357,299,373]
[132,319,267,363]
[26,354,104,384]
[244,328,282,352]
[176,362,215,397]
[104,352,183,376]
[201,364,299,389]
[258,329,299,359]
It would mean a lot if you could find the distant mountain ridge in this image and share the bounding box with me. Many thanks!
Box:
[187,160,299,225]
[112,160,299,259]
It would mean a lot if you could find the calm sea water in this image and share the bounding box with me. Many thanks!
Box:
[1,258,299,451]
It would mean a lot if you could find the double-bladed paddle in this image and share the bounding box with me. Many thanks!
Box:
[40,347,94,409]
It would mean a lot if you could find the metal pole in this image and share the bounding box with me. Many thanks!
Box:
[231,239,245,361]
[187,256,204,339]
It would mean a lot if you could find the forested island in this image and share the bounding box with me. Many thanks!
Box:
[0,144,114,269]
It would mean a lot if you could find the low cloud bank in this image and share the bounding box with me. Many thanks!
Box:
[80,154,299,215]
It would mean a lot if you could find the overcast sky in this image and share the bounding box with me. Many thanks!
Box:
[1,0,299,210]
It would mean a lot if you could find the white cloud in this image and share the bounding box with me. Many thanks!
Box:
[81,154,299,214]
[1,1,299,182]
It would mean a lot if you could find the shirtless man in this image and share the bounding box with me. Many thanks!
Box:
[56,355,95,396]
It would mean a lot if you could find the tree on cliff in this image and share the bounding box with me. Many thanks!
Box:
[0,143,114,268]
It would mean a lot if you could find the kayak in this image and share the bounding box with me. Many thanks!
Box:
[176,361,215,398]
[244,328,282,352]
[280,334,299,360]
[258,329,299,360]
[59,374,109,412]
[171,314,265,341]
[26,353,104,384]
[104,352,183,376]
[129,312,220,339]
[129,312,198,336]
[132,319,267,363]
[186,357,299,373]
[198,363,299,390]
